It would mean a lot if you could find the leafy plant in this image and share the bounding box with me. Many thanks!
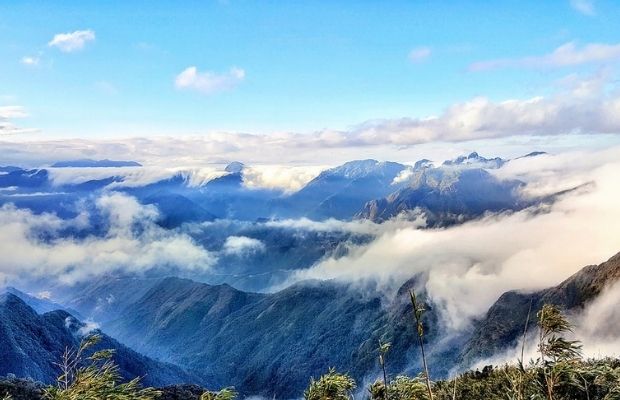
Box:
[43,334,161,400]
[410,290,434,400]
[378,340,392,399]
[370,376,429,400]
[200,387,237,400]
[304,368,356,400]
[536,304,583,400]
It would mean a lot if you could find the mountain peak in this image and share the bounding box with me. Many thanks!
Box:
[518,151,548,159]
[0,292,37,317]
[442,152,505,169]
[326,159,404,180]
[225,161,245,173]
[413,159,433,170]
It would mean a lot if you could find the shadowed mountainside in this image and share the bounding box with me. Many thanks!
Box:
[96,277,458,398]
[460,252,620,366]
[0,293,197,387]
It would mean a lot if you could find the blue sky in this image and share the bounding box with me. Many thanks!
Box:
[1,0,620,139]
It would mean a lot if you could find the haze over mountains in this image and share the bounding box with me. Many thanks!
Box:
[2,149,620,397]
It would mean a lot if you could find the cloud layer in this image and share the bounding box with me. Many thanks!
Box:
[0,193,215,286]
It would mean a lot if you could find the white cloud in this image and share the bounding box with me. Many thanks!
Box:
[48,30,96,53]
[223,236,266,255]
[285,149,620,331]
[20,56,40,66]
[47,165,228,189]
[570,0,595,16]
[3,73,620,164]
[242,165,326,193]
[408,47,431,63]
[0,106,35,135]
[36,290,52,300]
[77,318,100,335]
[0,106,28,119]
[391,168,415,185]
[470,41,620,71]
[0,193,216,285]
[264,215,426,236]
[570,279,620,359]
[174,66,245,94]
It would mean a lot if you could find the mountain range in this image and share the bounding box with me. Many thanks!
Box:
[0,151,544,225]
[2,250,608,397]
[5,251,620,397]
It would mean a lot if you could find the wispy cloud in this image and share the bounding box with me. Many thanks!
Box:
[0,106,35,135]
[470,41,620,71]
[174,66,245,95]
[48,30,96,53]
[570,0,596,16]
[408,47,431,63]
[0,106,28,119]
[20,56,40,67]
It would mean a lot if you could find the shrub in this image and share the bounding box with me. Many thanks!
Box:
[304,368,356,400]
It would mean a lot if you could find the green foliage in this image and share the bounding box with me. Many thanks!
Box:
[536,304,583,400]
[370,376,429,400]
[433,360,620,400]
[364,304,620,400]
[43,334,161,400]
[304,368,356,400]
[200,387,237,400]
[537,304,582,363]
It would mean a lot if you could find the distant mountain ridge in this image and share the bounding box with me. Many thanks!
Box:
[0,151,548,225]
[2,287,83,318]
